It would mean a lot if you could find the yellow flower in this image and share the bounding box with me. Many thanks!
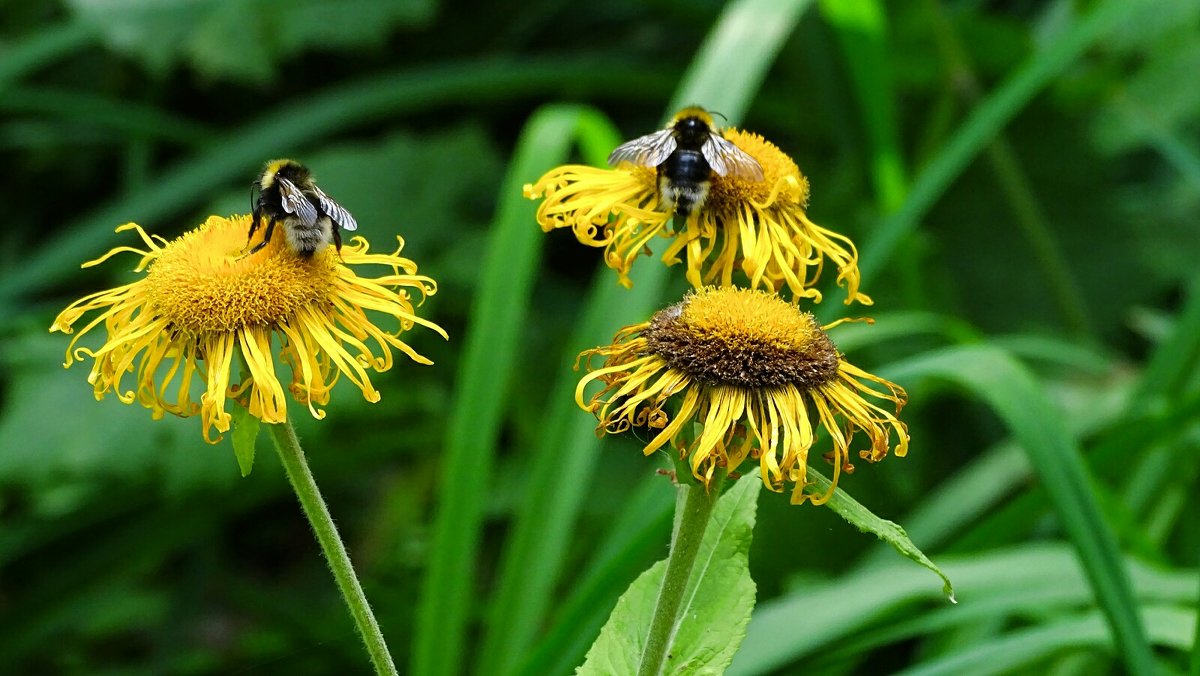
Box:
[575,287,905,504]
[50,215,447,444]
[525,128,870,305]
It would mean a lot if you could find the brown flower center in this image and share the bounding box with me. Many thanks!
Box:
[642,287,839,388]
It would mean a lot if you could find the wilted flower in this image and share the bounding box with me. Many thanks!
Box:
[576,287,905,503]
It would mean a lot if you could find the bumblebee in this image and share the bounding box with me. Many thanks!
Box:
[608,106,764,219]
[245,159,358,257]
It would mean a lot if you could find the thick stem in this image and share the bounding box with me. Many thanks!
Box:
[267,420,398,676]
[637,478,723,676]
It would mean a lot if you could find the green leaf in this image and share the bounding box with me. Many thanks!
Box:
[578,476,762,675]
[886,344,1156,676]
[0,22,95,90]
[64,0,435,83]
[804,469,953,600]
[729,544,1195,675]
[818,0,907,212]
[898,607,1193,676]
[230,403,259,478]
[411,104,599,676]
[850,0,1152,291]
[670,0,813,121]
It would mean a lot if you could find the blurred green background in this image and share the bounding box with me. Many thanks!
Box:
[1,0,1198,674]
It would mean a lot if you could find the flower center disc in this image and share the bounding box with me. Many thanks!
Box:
[145,215,337,334]
[642,287,839,388]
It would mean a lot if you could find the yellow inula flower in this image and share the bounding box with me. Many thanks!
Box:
[525,128,870,305]
[576,287,906,504]
[50,215,447,443]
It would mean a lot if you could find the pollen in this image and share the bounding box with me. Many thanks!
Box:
[642,287,838,388]
[706,129,809,212]
[145,215,336,334]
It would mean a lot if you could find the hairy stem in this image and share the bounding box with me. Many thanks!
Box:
[267,420,398,676]
[637,477,724,676]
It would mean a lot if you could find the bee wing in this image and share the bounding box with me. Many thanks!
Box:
[702,133,764,181]
[278,177,320,226]
[607,129,678,168]
[314,186,358,231]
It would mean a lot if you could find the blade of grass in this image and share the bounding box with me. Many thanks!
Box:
[0,56,673,306]
[1129,273,1200,414]
[731,545,1193,675]
[669,0,813,120]
[920,0,1093,338]
[474,109,642,676]
[478,2,815,672]
[818,0,907,212]
[0,88,215,147]
[1112,93,1200,195]
[847,0,1150,295]
[897,607,1191,676]
[0,21,94,89]
[410,104,600,676]
[885,344,1155,675]
[1192,569,1200,676]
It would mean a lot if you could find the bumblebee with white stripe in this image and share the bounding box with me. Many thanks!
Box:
[608,106,764,220]
[246,159,358,258]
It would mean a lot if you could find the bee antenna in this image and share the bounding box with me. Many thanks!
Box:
[709,110,729,123]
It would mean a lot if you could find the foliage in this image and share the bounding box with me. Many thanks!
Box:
[1,0,1197,674]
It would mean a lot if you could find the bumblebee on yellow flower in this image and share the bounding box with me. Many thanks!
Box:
[576,287,907,504]
[50,213,446,444]
[525,106,870,305]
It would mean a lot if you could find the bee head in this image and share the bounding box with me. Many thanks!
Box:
[670,106,716,146]
[260,158,306,189]
[671,106,716,130]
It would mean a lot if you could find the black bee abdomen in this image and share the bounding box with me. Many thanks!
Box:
[661,150,712,184]
[659,150,713,218]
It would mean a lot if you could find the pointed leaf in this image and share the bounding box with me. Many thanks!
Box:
[803,469,954,600]
[230,404,259,478]
[578,476,762,675]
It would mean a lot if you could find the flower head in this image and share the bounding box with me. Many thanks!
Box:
[525,126,870,305]
[51,215,446,443]
[575,287,905,503]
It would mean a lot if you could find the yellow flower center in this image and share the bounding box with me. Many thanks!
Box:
[145,214,337,335]
[706,129,809,211]
[642,287,838,388]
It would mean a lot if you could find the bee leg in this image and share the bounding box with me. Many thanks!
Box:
[245,218,276,256]
[332,224,344,258]
[246,210,262,248]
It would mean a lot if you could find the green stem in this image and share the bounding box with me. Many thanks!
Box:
[636,478,723,676]
[266,420,398,676]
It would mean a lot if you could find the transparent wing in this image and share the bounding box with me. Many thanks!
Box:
[314,186,358,231]
[607,129,677,168]
[702,133,764,181]
[278,177,319,226]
